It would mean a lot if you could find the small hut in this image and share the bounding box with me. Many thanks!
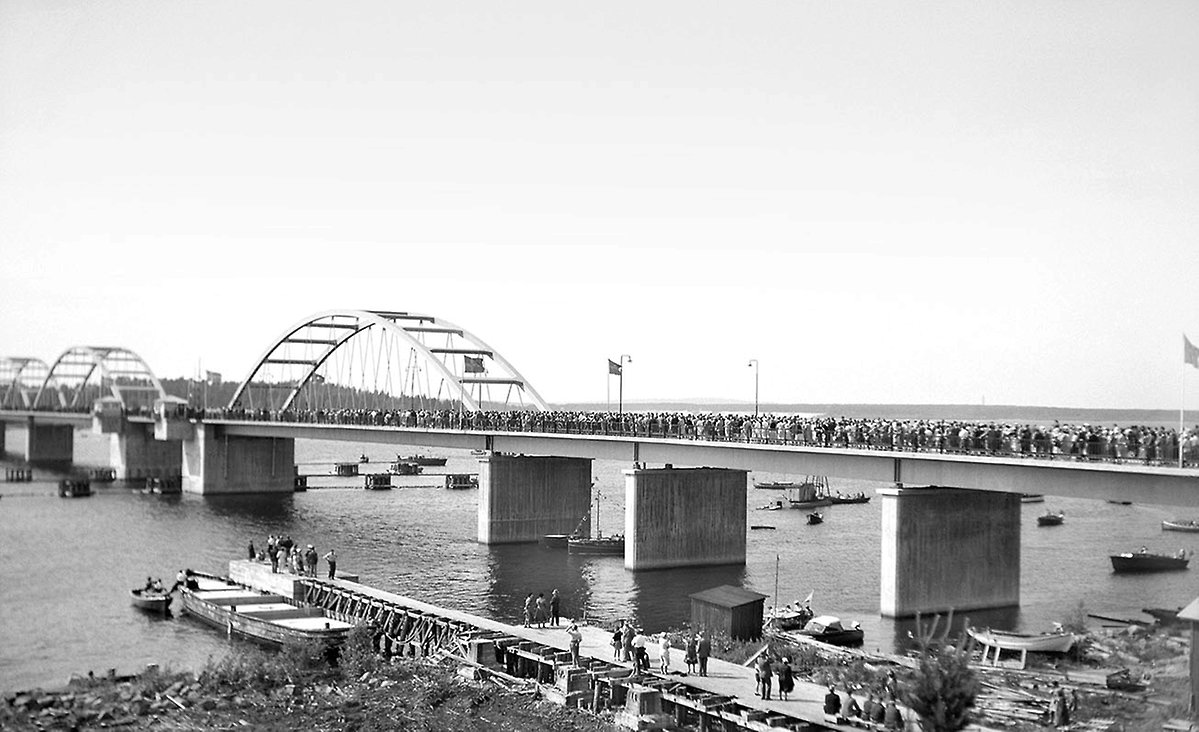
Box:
[1178,596,1199,717]
[689,585,767,641]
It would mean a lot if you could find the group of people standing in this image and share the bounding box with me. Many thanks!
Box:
[611,623,712,677]
[522,589,562,628]
[251,535,337,580]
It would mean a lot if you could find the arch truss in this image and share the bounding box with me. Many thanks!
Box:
[0,357,51,410]
[32,347,167,413]
[228,309,550,414]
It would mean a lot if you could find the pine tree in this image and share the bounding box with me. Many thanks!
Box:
[900,612,980,732]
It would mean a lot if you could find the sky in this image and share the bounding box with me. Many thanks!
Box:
[1,1,1197,410]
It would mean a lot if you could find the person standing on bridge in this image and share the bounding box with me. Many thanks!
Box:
[304,545,318,577]
[549,588,561,626]
[323,548,337,579]
[523,593,534,627]
[567,622,582,667]
[534,592,547,628]
[696,631,710,676]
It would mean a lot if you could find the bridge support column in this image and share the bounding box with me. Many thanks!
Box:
[879,486,1020,618]
[24,419,74,467]
[477,455,592,544]
[624,466,747,571]
[109,422,182,481]
[0,422,5,457]
[182,424,294,494]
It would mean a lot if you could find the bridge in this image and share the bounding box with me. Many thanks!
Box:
[3,307,1198,618]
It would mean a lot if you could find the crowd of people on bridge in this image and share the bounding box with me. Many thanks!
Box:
[250,534,337,580]
[202,405,1199,468]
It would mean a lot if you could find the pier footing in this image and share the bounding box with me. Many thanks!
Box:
[879,486,1020,617]
[477,454,592,544]
[24,420,73,467]
[624,466,747,570]
[182,424,295,494]
[110,422,182,480]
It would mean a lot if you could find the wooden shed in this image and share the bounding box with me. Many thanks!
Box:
[689,585,767,641]
[1178,596,1199,717]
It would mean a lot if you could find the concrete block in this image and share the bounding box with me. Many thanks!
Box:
[182,424,294,494]
[625,467,747,570]
[24,421,73,466]
[110,422,182,480]
[477,454,592,544]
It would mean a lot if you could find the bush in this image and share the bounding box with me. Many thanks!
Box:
[340,625,380,681]
[899,613,979,732]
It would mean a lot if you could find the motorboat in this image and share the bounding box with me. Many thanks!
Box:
[130,587,172,614]
[1036,510,1065,527]
[966,626,1075,654]
[795,615,864,647]
[1111,549,1190,573]
[806,512,824,525]
[1162,519,1199,533]
[180,573,354,648]
[787,476,832,509]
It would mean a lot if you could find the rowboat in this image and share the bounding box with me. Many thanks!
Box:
[1110,550,1190,573]
[967,627,1075,654]
[130,588,172,614]
[180,573,354,648]
[1162,519,1199,533]
[764,606,813,631]
[795,615,864,647]
[1036,511,1065,527]
[806,512,824,525]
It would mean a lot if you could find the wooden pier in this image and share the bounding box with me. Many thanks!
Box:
[228,560,907,731]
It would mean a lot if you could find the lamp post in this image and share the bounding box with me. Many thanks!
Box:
[748,359,759,417]
[619,354,632,415]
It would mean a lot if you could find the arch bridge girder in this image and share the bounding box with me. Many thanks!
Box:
[32,346,167,413]
[228,309,549,413]
[0,357,52,410]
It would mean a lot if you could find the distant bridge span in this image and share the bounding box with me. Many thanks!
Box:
[205,419,1199,507]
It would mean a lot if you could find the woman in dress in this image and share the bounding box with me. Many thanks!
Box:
[683,634,698,675]
[658,634,671,673]
[775,657,794,700]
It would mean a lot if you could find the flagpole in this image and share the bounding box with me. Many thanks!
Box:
[1181,354,1186,469]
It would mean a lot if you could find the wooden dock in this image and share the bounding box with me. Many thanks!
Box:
[228,560,910,731]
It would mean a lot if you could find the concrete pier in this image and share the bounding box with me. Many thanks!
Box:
[476,454,592,544]
[24,419,74,466]
[109,422,182,480]
[879,486,1021,617]
[624,466,747,571]
[182,423,295,494]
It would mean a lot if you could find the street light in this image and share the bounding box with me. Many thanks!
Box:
[619,354,632,415]
[748,359,759,417]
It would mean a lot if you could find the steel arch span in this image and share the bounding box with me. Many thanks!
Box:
[31,347,167,413]
[0,357,51,410]
[228,310,550,413]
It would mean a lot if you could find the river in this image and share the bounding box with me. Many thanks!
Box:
[2,427,1197,691]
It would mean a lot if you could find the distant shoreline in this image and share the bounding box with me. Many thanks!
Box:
[552,402,1192,426]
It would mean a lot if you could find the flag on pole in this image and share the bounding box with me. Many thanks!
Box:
[464,356,485,373]
[1186,334,1199,369]
[205,370,222,385]
[608,359,622,376]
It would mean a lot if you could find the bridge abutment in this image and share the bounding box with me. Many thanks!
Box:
[182,424,294,494]
[879,486,1020,617]
[624,466,747,571]
[476,454,592,544]
[24,419,74,467]
[109,422,182,480]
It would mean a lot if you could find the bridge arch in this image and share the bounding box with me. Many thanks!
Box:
[0,357,51,410]
[228,309,549,413]
[31,347,167,413]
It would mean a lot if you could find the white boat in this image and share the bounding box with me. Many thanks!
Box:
[966,626,1075,654]
[1162,519,1199,533]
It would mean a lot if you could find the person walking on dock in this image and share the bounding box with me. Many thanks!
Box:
[323,548,337,579]
[776,657,794,700]
[696,631,710,676]
[549,588,561,626]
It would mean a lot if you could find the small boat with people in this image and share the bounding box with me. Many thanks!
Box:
[130,586,172,614]
[1110,548,1190,573]
[794,615,864,647]
[1162,519,1199,533]
[1036,510,1065,527]
[396,454,447,467]
[806,512,824,525]
[787,476,832,510]
[764,603,813,631]
[966,626,1076,654]
[180,571,354,648]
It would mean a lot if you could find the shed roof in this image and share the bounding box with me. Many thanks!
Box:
[689,585,768,609]
[1178,596,1199,622]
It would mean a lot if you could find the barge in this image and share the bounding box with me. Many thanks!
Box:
[180,573,354,647]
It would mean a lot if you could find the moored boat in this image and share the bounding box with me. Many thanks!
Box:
[765,605,813,631]
[566,535,625,555]
[795,615,864,647]
[829,492,870,505]
[541,533,578,548]
[787,476,832,510]
[1020,493,1045,503]
[180,573,354,648]
[1110,549,1190,573]
[396,454,447,467]
[756,500,784,511]
[58,478,92,497]
[806,512,824,525]
[754,481,800,490]
[1162,519,1199,533]
[130,588,172,614]
[1036,510,1065,527]
[966,626,1075,654]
